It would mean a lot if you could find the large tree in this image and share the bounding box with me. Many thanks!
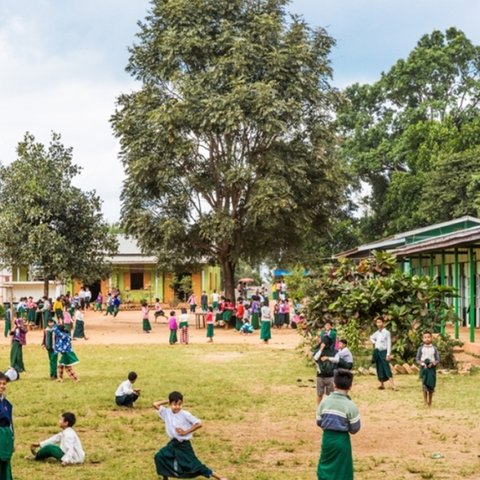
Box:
[0,132,118,296]
[112,0,346,301]
[339,28,480,239]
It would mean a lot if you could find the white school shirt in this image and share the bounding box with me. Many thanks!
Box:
[40,427,85,464]
[158,406,201,442]
[115,379,135,397]
[261,305,271,321]
[370,329,391,356]
[211,292,219,302]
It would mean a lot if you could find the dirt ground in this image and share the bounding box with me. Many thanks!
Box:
[2,310,480,479]
[0,308,303,348]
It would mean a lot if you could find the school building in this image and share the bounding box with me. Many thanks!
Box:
[2,234,221,307]
[337,216,480,342]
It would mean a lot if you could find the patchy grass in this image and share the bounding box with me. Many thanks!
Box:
[2,343,480,479]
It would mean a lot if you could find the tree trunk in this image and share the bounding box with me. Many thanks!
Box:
[221,259,236,306]
[43,278,49,298]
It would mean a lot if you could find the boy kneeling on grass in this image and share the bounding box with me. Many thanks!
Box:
[30,412,85,465]
[316,369,361,480]
[153,391,227,480]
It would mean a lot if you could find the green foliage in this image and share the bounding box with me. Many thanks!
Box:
[339,28,480,238]
[111,0,347,302]
[0,132,118,295]
[284,265,309,301]
[0,304,5,319]
[303,251,459,364]
[235,260,262,287]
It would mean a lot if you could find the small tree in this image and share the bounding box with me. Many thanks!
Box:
[303,251,459,367]
[0,132,119,297]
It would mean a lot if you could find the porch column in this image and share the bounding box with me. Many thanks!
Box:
[454,249,460,340]
[469,247,476,343]
[429,254,434,279]
[440,252,446,335]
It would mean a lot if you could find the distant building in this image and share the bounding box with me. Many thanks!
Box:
[1,234,221,306]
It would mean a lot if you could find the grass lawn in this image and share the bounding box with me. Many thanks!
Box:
[3,342,480,479]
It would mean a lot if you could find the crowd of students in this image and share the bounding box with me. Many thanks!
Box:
[0,286,443,480]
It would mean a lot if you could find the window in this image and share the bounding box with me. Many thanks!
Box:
[130,272,144,290]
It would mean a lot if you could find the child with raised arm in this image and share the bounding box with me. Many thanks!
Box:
[321,338,354,370]
[115,371,141,408]
[30,412,85,465]
[153,391,227,480]
[416,331,440,407]
[316,369,361,480]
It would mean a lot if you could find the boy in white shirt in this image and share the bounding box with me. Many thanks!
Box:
[370,317,396,390]
[115,371,141,407]
[153,391,227,480]
[31,412,85,465]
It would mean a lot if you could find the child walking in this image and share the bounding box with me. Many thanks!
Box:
[54,325,80,383]
[115,371,141,408]
[142,300,152,333]
[415,331,440,407]
[260,304,271,344]
[154,298,165,323]
[179,308,189,344]
[168,311,178,345]
[42,317,58,379]
[316,369,361,480]
[30,412,85,465]
[153,391,227,480]
[206,307,215,343]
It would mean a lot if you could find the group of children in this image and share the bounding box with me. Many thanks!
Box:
[314,317,441,480]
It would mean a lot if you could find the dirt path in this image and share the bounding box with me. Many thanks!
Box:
[0,309,303,348]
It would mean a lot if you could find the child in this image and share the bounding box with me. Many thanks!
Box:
[321,338,354,370]
[72,306,88,340]
[235,300,244,332]
[3,303,11,338]
[416,331,440,407]
[168,311,178,345]
[313,336,336,405]
[316,369,361,480]
[112,294,121,317]
[63,307,73,335]
[53,297,64,321]
[0,372,14,479]
[370,317,396,390]
[54,325,80,382]
[30,412,85,465]
[115,371,141,408]
[153,391,227,480]
[240,319,254,335]
[95,292,103,312]
[142,300,152,333]
[104,293,113,316]
[260,304,271,344]
[206,306,215,343]
[10,317,27,373]
[154,298,165,323]
[179,308,189,344]
[42,317,58,379]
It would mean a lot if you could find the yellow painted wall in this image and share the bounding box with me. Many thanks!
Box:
[192,271,202,300]
[164,273,175,304]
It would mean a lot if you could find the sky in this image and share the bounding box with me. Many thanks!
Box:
[1,0,479,222]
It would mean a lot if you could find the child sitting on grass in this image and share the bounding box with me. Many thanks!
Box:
[153,391,227,480]
[115,371,141,408]
[31,412,85,465]
[415,331,440,407]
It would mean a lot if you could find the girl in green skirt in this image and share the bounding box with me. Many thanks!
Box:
[260,305,272,344]
[141,300,152,333]
[0,373,14,480]
[54,325,80,382]
[168,311,178,345]
[10,318,27,373]
[206,307,215,343]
